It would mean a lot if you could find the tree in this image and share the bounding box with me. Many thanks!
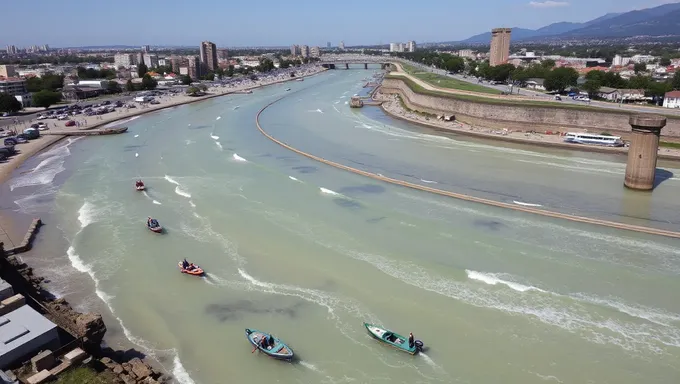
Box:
[186,86,200,96]
[0,93,22,113]
[126,79,135,92]
[673,71,680,90]
[633,62,646,74]
[544,67,579,93]
[41,74,65,91]
[215,68,225,80]
[510,67,529,84]
[32,90,62,109]
[137,63,148,78]
[443,57,465,73]
[141,74,157,90]
[197,84,208,92]
[488,63,515,82]
[660,56,672,67]
[26,77,44,92]
[628,75,650,90]
[106,81,122,93]
[582,79,602,98]
[227,65,234,77]
[541,59,556,69]
[180,75,192,85]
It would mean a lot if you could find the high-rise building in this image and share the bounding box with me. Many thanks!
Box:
[290,45,300,56]
[199,41,218,73]
[338,41,345,50]
[310,46,320,58]
[489,28,512,67]
[187,56,201,79]
[327,42,331,49]
[141,45,150,53]
[0,65,17,78]
[171,55,183,73]
[5,45,17,55]
[42,44,50,52]
[407,41,416,52]
[114,53,134,69]
[389,43,398,52]
[217,49,229,60]
[143,54,159,68]
[300,45,310,58]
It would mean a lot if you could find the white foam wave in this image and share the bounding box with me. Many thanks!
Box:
[164,175,180,185]
[215,116,221,121]
[514,200,543,207]
[102,115,139,128]
[67,246,90,274]
[215,142,223,150]
[172,354,197,384]
[77,201,97,228]
[153,200,161,205]
[210,134,219,140]
[175,187,191,199]
[570,293,680,327]
[134,134,139,138]
[232,153,247,162]
[466,270,545,293]
[344,101,348,105]
[289,176,300,182]
[320,187,339,196]
[185,139,194,145]
[420,179,437,184]
[189,201,196,208]
[10,144,70,191]
[135,153,139,158]
[299,361,322,372]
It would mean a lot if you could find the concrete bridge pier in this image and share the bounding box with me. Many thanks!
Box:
[624,114,667,190]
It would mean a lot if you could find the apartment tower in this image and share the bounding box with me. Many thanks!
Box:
[200,41,218,73]
[489,28,512,67]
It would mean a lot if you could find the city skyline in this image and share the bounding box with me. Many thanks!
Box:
[0,0,665,47]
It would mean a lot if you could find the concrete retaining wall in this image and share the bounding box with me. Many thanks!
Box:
[381,78,680,139]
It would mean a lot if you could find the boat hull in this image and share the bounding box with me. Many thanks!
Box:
[245,328,294,360]
[363,323,421,355]
[136,186,145,191]
[148,225,162,233]
[178,261,204,276]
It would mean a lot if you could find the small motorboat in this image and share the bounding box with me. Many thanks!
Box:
[135,180,145,191]
[245,328,294,360]
[147,218,162,233]
[364,323,423,355]
[178,261,204,276]
[285,88,291,91]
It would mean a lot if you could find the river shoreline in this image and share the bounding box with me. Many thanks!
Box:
[373,88,680,161]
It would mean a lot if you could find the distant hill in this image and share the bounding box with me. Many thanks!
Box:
[456,2,680,43]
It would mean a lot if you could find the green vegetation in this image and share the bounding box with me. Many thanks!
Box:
[26,74,65,92]
[77,67,116,80]
[400,63,419,74]
[660,141,680,149]
[411,72,501,94]
[32,90,62,109]
[0,93,23,113]
[385,74,680,119]
[141,74,157,90]
[137,63,148,78]
[54,367,117,384]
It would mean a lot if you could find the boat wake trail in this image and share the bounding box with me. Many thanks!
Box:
[141,191,162,205]
[466,270,545,293]
[513,200,542,207]
[164,175,192,199]
[215,142,223,150]
[320,187,341,196]
[232,153,247,162]
[420,179,437,184]
[289,176,300,182]
[210,134,219,140]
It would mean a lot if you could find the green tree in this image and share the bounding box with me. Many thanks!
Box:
[510,67,529,84]
[0,93,22,113]
[646,81,671,99]
[106,81,122,93]
[202,72,215,81]
[141,74,157,90]
[601,72,628,89]
[582,79,602,98]
[215,68,225,79]
[32,90,62,109]
[197,84,208,92]
[628,75,650,90]
[633,63,646,74]
[126,79,135,92]
[227,65,234,77]
[137,63,148,78]
[659,56,672,67]
[585,70,604,82]
[186,86,200,96]
[541,59,556,69]
[673,71,680,90]
[41,74,65,91]
[443,57,465,73]
[180,75,192,85]
[544,67,579,93]
[26,77,44,92]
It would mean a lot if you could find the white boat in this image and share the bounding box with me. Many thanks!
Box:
[563,132,624,147]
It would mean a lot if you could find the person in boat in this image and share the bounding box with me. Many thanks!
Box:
[408,332,415,349]
[136,180,143,187]
[267,334,275,348]
[259,335,268,349]
[147,217,153,227]
[182,259,190,269]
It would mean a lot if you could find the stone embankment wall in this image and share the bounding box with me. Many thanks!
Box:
[380,78,680,139]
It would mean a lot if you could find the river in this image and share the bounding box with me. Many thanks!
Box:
[5,67,680,384]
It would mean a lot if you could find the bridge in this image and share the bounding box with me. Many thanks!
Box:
[319,57,392,70]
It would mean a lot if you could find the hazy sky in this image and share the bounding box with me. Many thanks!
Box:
[0,0,673,48]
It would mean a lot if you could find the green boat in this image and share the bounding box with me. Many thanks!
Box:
[363,323,424,355]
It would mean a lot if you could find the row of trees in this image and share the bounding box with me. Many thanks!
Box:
[0,55,114,66]
[26,73,65,92]
[77,66,116,80]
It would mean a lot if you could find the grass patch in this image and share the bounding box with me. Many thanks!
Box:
[412,72,502,95]
[385,74,680,119]
[400,63,419,74]
[54,367,117,384]
[660,141,680,149]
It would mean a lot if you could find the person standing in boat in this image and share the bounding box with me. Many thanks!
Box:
[408,332,415,349]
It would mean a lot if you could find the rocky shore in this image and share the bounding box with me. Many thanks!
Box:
[0,241,170,383]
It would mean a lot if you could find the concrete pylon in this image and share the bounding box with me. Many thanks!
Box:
[624,114,667,190]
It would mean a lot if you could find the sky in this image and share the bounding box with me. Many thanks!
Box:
[0,0,674,48]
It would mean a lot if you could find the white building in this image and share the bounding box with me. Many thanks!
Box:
[338,41,345,50]
[663,91,680,109]
[143,54,159,68]
[631,54,655,64]
[407,41,416,52]
[300,45,309,58]
[114,53,133,69]
[310,46,320,57]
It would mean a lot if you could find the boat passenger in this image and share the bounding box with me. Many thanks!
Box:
[260,335,268,349]
[408,333,415,348]
[182,259,190,269]
[267,335,275,348]
[147,217,153,227]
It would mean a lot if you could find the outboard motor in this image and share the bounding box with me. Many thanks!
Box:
[414,340,424,352]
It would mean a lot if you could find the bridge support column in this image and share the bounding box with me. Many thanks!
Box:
[624,114,667,190]
[364,63,368,69]
[345,63,349,70]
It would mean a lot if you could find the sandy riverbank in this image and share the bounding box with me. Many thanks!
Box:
[374,90,680,160]
[0,65,326,187]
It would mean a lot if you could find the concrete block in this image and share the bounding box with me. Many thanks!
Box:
[49,361,72,376]
[26,370,52,384]
[0,294,26,315]
[63,348,87,364]
[31,350,55,372]
[0,279,14,301]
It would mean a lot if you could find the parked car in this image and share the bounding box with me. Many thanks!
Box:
[65,120,76,127]
[4,137,18,146]
[57,114,69,120]
[37,115,48,120]
[554,95,562,101]
[23,128,40,139]
[37,122,48,130]
[0,154,6,162]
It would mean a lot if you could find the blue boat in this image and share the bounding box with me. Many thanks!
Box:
[364,323,424,355]
[245,328,294,360]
